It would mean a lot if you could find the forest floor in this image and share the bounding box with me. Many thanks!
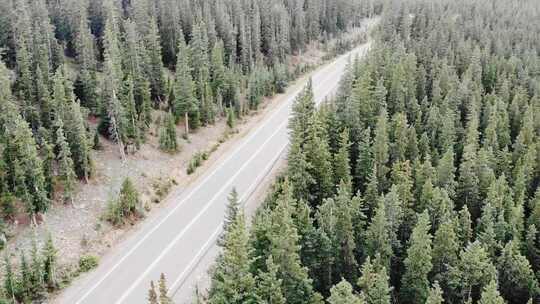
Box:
[0,22,373,292]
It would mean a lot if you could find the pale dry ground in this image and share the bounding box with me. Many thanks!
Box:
[0,21,375,301]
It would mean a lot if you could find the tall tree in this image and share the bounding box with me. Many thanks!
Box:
[400,211,433,304]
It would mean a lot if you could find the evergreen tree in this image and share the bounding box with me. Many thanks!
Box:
[42,234,57,289]
[208,209,256,304]
[449,241,497,301]
[172,34,199,130]
[266,181,320,304]
[425,281,444,304]
[158,273,172,304]
[357,256,392,304]
[372,108,390,190]
[219,188,241,246]
[55,119,77,203]
[497,241,539,302]
[65,101,92,181]
[158,112,178,152]
[148,280,158,304]
[334,128,352,187]
[478,281,506,304]
[328,279,365,304]
[3,255,16,301]
[255,256,286,304]
[400,211,433,304]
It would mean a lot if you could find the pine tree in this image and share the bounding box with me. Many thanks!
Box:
[328,279,365,304]
[304,112,334,204]
[148,280,158,304]
[364,200,393,270]
[29,239,45,297]
[19,252,31,302]
[99,0,126,158]
[478,281,506,304]
[3,255,16,301]
[74,0,99,113]
[372,108,390,190]
[158,273,172,304]
[334,128,352,187]
[436,148,457,199]
[425,281,444,304]
[497,241,539,302]
[355,127,373,192]
[42,234,57,289]
[255,256,286,304]
[158,112,178,152]
[172,34,199,130]
[431,220,459,289]
[289,81,315,144]
[65,101,92,181]
[208,209,256,304]
[146,17,166,100]
[55,119,77,204]
[400,211,433,304]
[357,256,392,304]
[449,241,497,301]
[266,181,320,304]
[224,188,240,236]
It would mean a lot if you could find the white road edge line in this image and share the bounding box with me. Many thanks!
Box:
[114,118,290,304]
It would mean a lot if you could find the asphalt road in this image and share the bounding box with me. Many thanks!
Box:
[57,40,371,304]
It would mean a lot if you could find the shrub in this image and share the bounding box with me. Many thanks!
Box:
[78,255,99,272]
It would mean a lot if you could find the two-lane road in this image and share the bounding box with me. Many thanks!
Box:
[57,39,371,304]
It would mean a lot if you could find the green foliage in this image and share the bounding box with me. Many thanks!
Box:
[328,279,364,304]
[105,178,142,226]
[186,151,209,175]
[78,255,99,272]
[158,112,178,152]
[400,212,433,304]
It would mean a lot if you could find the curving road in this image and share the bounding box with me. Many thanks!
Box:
[57,37,372,304]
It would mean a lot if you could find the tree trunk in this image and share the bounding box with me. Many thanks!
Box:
[185,112,189,136]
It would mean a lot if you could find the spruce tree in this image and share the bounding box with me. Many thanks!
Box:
[3,255,16,301]
[497,241,539,302]
[425,282,444,304]
[42,234,57,289]
[267,181,320,304]
[357,256,392,304]
[334,128,352,187]
[364,200,393,270]
[328,279,365,304]
[208,209,256,304]
[158,112,178,152]
[400,211,433,304]
[449,241,497,301]
[148,280,158,304]
[172,34,199,130]
[158,273,172,304]
[65,101,92,182]
[478,281,506,304]
[255,256,286,304]
[55,119,77,204]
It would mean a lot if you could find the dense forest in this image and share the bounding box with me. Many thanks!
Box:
[0,0,378,302]
[206,0,540,303]
[0,0,376,223]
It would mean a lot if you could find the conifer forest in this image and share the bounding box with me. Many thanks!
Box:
[0,0,539,303]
